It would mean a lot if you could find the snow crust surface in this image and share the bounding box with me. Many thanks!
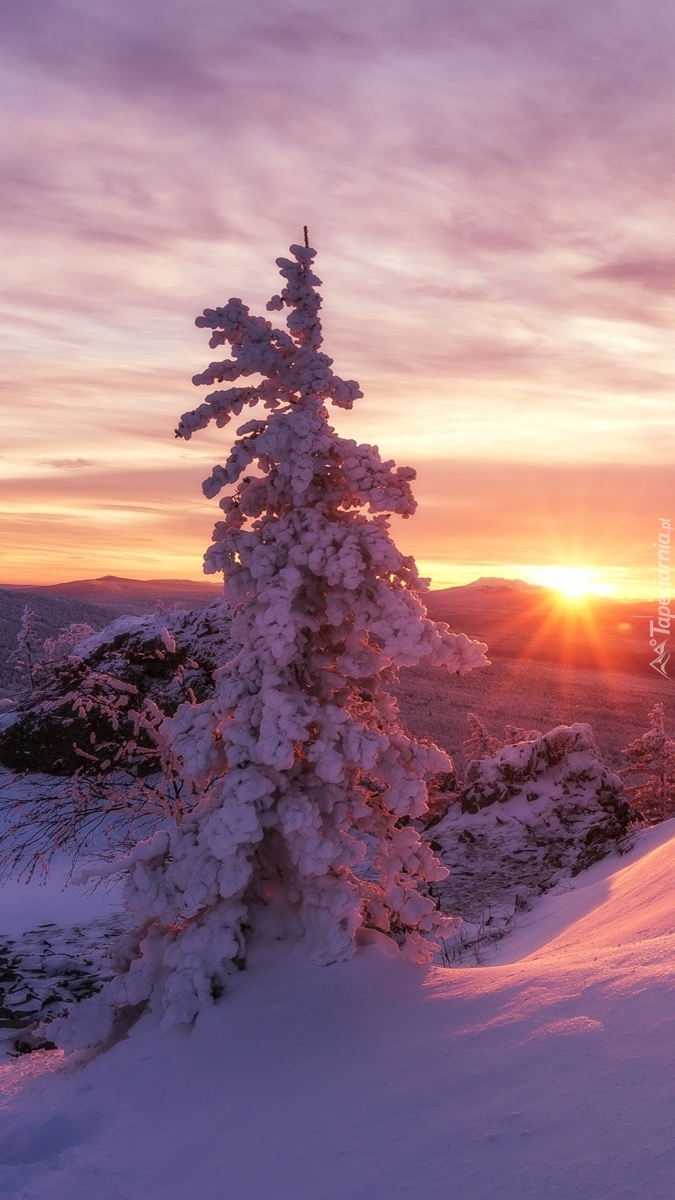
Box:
[1,824,674,1199]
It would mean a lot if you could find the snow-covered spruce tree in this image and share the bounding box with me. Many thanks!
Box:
[462,713,501,764]
[60,242,487,1044]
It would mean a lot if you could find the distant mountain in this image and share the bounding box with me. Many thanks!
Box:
[460,576,546,593]
[5,575,223,617]
[425,581,652,675]
[1,573,656,678]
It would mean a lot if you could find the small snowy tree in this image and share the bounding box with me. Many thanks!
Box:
[621,703,675,822]
[9,606,41,690]
[462,715,541,773]
[59,241,487,1045]
[43,623,94,664]
[8,614,93,696]
[462,713,500,763]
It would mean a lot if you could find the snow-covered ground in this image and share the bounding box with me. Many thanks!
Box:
[0,860,122,939]
[0,822,674,1199]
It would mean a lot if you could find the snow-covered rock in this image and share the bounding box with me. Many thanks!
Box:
[428,724,633,954]
[0,917,127,1055]
[0,603,237,776]
[0,701,18,735]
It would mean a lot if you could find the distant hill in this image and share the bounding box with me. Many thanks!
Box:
[1,573,656,674]
[2,575,223,617]
[424,580,652,676]
[392,578,664,770]
[0,574,667,769]
[460,576,546,593]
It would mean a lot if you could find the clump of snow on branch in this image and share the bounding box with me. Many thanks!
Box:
[53,242,487,1048]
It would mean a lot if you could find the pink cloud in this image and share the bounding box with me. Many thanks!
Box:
[583,258,675,293]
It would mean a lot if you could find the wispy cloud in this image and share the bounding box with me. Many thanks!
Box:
[582,258,675,293]
[36,458,97,470]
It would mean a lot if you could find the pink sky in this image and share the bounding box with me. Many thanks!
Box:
[2,0,674,596]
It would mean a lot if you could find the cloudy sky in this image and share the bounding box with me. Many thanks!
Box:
[2,0,674,595]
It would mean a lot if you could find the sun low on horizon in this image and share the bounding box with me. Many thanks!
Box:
[524,566,614,600]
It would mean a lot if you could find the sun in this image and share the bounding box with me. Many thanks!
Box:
[536,566,604,599]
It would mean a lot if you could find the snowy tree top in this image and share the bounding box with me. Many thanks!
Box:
[175,243,363,443]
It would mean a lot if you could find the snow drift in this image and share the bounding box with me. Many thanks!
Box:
[1,822,674,1200]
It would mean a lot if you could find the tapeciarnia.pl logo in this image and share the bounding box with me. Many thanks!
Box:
[650,517,672,679]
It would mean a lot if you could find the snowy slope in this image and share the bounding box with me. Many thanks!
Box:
[1,826,675,1200]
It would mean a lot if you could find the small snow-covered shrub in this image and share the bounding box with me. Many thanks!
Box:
[461,714,542,773]
[55,240,487,1046]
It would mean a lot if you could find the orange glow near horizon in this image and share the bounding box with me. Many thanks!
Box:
[0,461,664,600]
